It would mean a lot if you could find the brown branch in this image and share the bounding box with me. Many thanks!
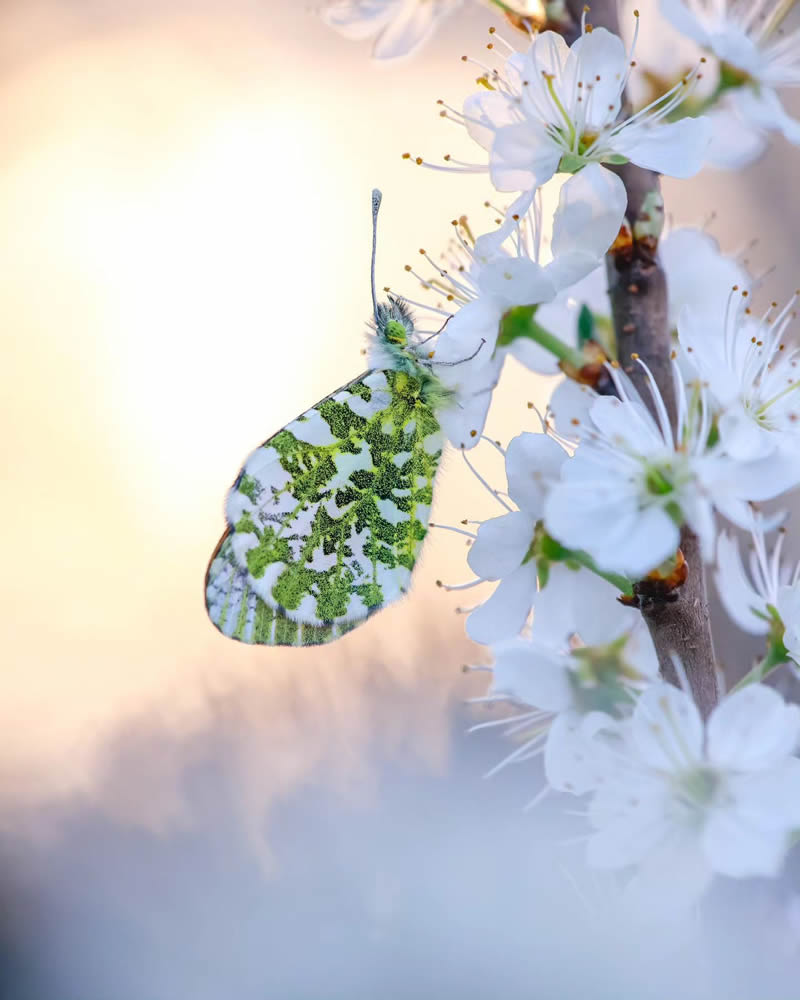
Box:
[564,0,719,717]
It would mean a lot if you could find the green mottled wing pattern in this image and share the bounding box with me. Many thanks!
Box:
[205,369,444,646]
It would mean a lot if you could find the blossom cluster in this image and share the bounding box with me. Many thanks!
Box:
[319,1,800,914]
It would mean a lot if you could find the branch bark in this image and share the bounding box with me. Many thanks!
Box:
[564,0,719,716]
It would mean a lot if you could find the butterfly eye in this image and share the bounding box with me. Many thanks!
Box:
[384,319,408,346]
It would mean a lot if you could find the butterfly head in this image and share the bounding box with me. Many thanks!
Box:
[375,296,414,348]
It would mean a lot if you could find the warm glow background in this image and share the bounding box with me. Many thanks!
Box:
[2,1,800,995]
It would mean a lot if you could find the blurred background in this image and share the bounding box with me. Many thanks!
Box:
[2,1,800,996]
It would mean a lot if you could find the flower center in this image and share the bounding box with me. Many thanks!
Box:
[672,765,724,826]
[645,465,675,496]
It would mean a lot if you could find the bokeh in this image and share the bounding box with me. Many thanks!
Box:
[2,1,800,996]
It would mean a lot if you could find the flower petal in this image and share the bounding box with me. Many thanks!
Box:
[490,638,573,712]
[702,808,790,879]
[505,432,566,516]
[372,0,460,59]
[490,121,562,192]
[546,167,627,288]
[466,564,537,644]
[735,87,800,146]
[713,532,770,636]
[707,684,800,772]
[468,511,534,580]
[611,115,711,178]
[478,257,556,309]
[566,28,628,126]
[658,0,711,47]
[630,684,704,771]
[320,0,396,40]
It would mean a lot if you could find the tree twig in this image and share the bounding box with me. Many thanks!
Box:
[563,0,719,716]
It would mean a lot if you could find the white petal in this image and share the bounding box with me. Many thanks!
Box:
[728,760,800,831]
[658,0,711,46]
[777,582,800,633]
[630,684,704,771]
[534,563,634,648]
[320,0,397,40]
[466,565,537,644]
[703,808,790,879]
[478,257,556,309]
[490,122,562,192]
[566,28,627,126]
[623,834,713,917]
[462,90,515,151]
[714,532,770,635]
[505,432,566,516]
[436,297,503,361]
[593,504,680,579]
[661,228,748,331]
[437,386,494,451]
[711,449,800,503]
[468,511,534,580]
[550,165,627,266]
[735,87,800,146]
[544,710,615,794]
[611,116,711,178]
[704,103,768,170]
[718,408,773,461]
[707,684,800,772]
[372,0,460,59]
[506,334,562,375]
[491,638,573,712]
[587,778,674,869]
[547,378,596,438]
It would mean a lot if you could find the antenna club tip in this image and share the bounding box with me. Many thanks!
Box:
[371,189,383,212]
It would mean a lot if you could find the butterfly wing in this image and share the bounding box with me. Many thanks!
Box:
[205,369,443,646]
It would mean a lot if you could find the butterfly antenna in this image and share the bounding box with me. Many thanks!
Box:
[371,188,382,323]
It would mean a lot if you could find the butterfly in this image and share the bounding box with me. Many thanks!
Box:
[205,191,459,646]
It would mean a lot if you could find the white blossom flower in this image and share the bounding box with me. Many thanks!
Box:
[539,226,748,361]
[485,624,657,794]
[319,0,462,60]
[543,362,762,577]
[410,164,627,447]
[539,227,750,440]
[464,431,635,644]
[715,514,800,679]
[659,227,751,328]
[458,21,710,199]
[678,290,800,496]
[578,682,800,910]
[714,512,793,632]
[778,582,800,667]
[661,0,800,154]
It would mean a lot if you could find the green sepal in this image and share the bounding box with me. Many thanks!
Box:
[577,305,594,348]
[498,305,585,369]
[558,153,585,174]
[568,635,642,717]
[602,154,629,165]
[528,523,634,597]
